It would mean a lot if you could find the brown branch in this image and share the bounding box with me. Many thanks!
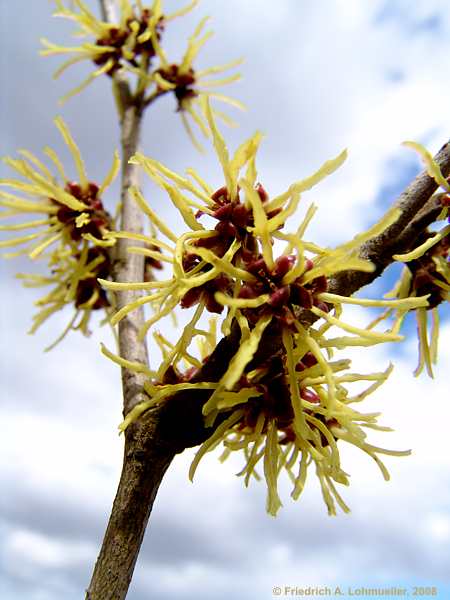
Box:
[330,140,450,295]
[85,3,176,599]
[393,193,446,252]
[115,103,151,415]
[86,413,175,600]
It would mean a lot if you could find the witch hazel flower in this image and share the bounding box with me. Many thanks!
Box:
[149,16,243,150]
[41,0,184,102]
[101,98,428,515]
[0,118,120,346]
[41,1,243,148]
[0,117,118,256]
[371,142,450,378]
[17,245,115,351]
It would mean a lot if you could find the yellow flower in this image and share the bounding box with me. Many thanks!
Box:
[390,229,449,378]
[18,243,115,351]
[150,16,244,150]
[101,99,421,515]
[41,0,243,128]
[375,142,450,378]
[0,117,119,345]
[41,0,171,102]
[0,117,118,259]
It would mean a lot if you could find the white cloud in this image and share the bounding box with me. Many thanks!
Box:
[4,529,95,570]
[425,513,450,543]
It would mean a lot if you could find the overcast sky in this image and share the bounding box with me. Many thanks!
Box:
[1,1,449,599]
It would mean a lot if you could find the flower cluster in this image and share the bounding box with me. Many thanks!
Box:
[0,118,119,348]
[374,142,449,378]
[42,0,243,148]
[100,100,427,515]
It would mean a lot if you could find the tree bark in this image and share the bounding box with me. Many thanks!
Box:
[115,102,151,416]
[86,416,175,600]
[86,3,176,599]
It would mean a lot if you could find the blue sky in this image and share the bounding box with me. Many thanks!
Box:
[1,1,449,599]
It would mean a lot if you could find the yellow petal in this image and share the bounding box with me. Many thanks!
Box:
[54,117,88,189]
[222,314,272,390]
[403,141,450,192]
[99,150,120,196]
